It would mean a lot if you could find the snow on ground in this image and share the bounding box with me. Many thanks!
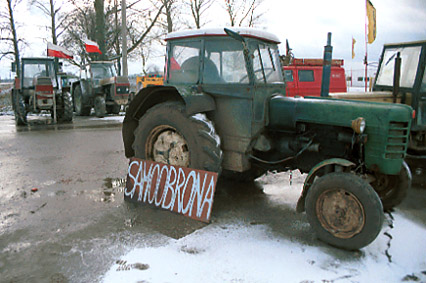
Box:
[102,214,426,283]
[102,172,426,283]
[89,115,125,122]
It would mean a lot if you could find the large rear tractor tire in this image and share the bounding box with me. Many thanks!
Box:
[133,101,222,173]
[305,172,384,250]
[74,86,91,116]
[94,96,106,118]
[57,91,73,122]
[371,161,412,211]
[12,91,27,126]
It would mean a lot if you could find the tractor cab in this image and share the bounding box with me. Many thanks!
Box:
[19,58,58,110]
[165,28,284,87]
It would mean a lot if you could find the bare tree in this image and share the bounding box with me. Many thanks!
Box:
[30,0,74,70]
[185,0,214,29]
[30,0,68,45]
[224,0,264,27]
[0,0,23,76]
[61,0,164,67]
[156,0,178,33]
[94,0,108,60]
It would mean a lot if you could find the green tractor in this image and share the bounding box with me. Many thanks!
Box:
[330,40,426,180]
[11,57,73,125]
[71,61,130,117]
[123,28,413,250]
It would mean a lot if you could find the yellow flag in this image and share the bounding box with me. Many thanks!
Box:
[367,0,376,44]
[352,37,356,59]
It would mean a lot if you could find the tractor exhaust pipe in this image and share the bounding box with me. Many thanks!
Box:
[321,32,333,97]
[392,52,401,103]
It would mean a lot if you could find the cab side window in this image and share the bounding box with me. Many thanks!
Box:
[168,41,201,84]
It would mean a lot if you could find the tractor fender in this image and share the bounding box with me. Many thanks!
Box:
[296,158,356,212]
[122,85,216,158]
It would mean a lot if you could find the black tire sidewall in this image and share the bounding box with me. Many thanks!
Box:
[305,172,384,250]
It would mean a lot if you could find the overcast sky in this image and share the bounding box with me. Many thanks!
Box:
[1,0,425,78]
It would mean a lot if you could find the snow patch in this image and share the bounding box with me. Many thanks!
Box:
[102,214,426,282]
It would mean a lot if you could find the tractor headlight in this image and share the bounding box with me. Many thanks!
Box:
[351,117,366,134]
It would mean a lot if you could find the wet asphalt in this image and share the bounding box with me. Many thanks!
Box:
[0,114,425,282]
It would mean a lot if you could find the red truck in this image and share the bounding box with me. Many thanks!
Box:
[283,58,347,97]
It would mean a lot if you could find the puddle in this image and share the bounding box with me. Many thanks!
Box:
[14,116,123,133]
[101,178,126,203]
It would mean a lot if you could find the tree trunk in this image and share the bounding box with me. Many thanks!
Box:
[49,0,59,72]
[7,0,20,77]
[94,0,107,60]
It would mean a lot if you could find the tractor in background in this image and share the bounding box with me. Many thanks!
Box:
[71,61,130,117]
[11,57,73,125]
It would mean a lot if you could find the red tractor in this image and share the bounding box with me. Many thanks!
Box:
[11,57,73,125]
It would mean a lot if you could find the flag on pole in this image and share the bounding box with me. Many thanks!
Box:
[366,0,376,44]
[47,43,73,59]
[352,37,356,59]
[84,39,102,54]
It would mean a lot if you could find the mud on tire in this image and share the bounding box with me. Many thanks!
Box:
[305,172,384,250]
[133,101,222,173]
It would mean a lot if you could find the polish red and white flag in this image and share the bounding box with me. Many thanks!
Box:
[84,39,102,54]
[47,43,73,59]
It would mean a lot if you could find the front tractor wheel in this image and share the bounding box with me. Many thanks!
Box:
[305,172,384,250]
[371,161,412,211]
[106,103,121,115]
[74,86,91,116]
[94,96,106,118]
[133,102,222,173]
[57,91,73,122]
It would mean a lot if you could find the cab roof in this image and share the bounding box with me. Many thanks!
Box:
[165,27,281,44]
[383,40,426,48]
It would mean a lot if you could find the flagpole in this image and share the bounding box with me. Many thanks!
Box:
[364,0,368,92]
[122,0,128,77]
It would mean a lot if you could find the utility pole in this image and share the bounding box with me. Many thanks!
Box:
[122,0,128,76]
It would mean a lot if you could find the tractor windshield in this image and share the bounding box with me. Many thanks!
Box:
[22,60,57,88]
[91,63,116,80]
[203,39,247,84]
[376,46,422,88]
[202,38,283,84]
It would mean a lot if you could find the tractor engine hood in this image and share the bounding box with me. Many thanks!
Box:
[268,95,413,175]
